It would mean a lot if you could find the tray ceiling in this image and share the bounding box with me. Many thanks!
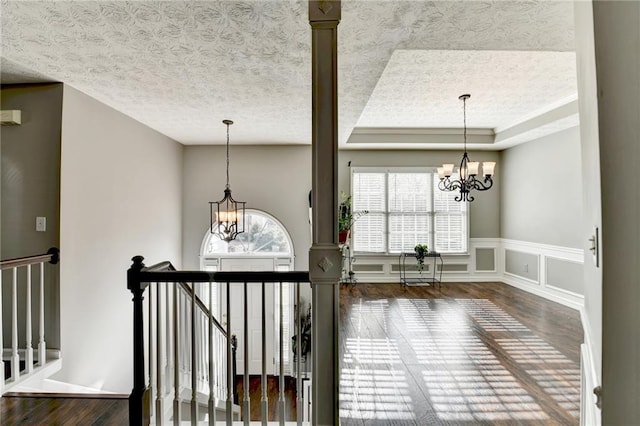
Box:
[0,1,577,148]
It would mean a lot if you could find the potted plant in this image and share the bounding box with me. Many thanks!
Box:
[292,298,312,364]
[338,191,368,244]
[414,244,429,272]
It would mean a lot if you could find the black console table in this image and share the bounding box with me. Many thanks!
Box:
[399,251,443,288]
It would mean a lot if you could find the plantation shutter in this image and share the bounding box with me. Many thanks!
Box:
[388,173,432,253]
[432,173,468,253]
[351,168,468,254]
[352,172,386,252]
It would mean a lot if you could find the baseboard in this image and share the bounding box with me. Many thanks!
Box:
[580,343,601,425]
[2,391,128,399]
[501,274,583,311]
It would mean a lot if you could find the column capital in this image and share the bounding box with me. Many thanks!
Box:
[309,1,341,23]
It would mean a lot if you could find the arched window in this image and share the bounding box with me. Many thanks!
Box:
[201,209,293,258]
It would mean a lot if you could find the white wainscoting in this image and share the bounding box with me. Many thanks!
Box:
[501,239,584,311]
[349,238,584,311]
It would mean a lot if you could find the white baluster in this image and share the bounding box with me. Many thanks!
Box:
[0,271,5,393]
[208,281,217,425]
[173,283,181,426]
[279,281,285,425]
[11,267,20,380]
[156,283,164,426]
[166,284,171,396]
[296,282,302,426]
[38,262,46,366]
[226,282,233,426]
[243,282,250,426]
[261,282,268,426]
[24,265,33,374]
[191,283,198,425]
[148,285,155,420]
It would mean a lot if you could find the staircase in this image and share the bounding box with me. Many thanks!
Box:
[127,256,312,425]
[1,248,61,394]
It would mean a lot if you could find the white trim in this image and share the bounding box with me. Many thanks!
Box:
[500,238,585,311]
[580,340,601,425]
[502,273,584,311]
[349,238,586,313]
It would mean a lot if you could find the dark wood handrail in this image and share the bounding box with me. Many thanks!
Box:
[139,269,311,285]
[0,247,59,270]
[129,255,309,425]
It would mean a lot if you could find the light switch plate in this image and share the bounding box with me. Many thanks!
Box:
[36,216,46,232]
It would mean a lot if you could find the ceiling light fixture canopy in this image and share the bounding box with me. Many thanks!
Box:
[209,119,246,242]
[438,94,496,202]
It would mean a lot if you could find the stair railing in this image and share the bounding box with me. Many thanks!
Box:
[127,255,311,426]
[0,247,59,393]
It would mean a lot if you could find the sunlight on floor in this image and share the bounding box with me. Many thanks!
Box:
[496,337,573,364]
[340,295,580,423]
[340,368,415,420]
[456,298,530,332]
[497,337,580,418]
[412,335,501,366]
[342,337,402,364]
[422,367,548,421]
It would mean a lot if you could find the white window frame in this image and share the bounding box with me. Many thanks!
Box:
[350,166,470,255]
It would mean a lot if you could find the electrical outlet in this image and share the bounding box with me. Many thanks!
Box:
[523,264,528,273]
[36,216,46,232]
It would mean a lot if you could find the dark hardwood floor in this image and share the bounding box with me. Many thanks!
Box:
[0,394,128,425]
[1,281,583,425]
[339,282,583,426]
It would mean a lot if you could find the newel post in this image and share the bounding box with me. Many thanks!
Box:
[128,256,150,426]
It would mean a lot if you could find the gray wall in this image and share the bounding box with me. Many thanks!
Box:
[592,1,640,421]
[505,249,539,282]
[58,85,183,392]
[182,147,501,272]
[1,83,62,349]
[182,145,312,270]
[339,150,501,239]
[546,257,583,294]
[500,127,583,248]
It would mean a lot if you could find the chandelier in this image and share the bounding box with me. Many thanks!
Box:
[438,94,496,202]
[209,119,246,242]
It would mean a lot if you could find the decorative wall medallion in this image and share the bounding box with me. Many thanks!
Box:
[318,256,334,272]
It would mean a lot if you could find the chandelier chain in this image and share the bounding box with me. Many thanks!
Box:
[463,96,467,153]
[225,121,230,189]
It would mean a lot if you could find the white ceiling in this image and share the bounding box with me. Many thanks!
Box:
[0,0,578,149]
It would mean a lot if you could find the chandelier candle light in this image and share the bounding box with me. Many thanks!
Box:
[209,119,246,242]
[438,94,496,202]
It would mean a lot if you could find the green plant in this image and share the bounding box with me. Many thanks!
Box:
[414,244,430,272]
[339,191,368,232]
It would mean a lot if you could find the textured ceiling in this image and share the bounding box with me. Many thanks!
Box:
[0,0,577,147]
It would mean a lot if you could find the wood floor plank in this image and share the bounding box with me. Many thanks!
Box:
[339,282,583,426]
